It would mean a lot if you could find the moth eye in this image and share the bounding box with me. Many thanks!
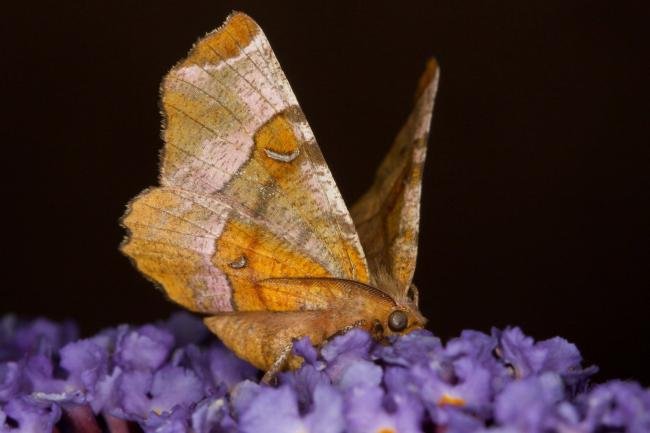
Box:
[388,310,408,332]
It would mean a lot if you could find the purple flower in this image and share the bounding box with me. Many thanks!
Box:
[230,380,262,417]
[115,324,175,371]
[492,327,546,379]
[445,330,501,371]
[0,316,78,361]
[141,405,190,433]
[446,330,511,394]
[493,327,596,382]
[307,385,346,433]
[535,336,581,372]
[289,332,382,393]
[59,339,109,394]
[435,406,485,433]
[23,354,85,404]
[183,343,257,394]
[373,329,442,367]
[1,397,61,432]
[239,384,344,433]
[293,336,321,367]
[321,329,374,382]
[384,364,417,396]
[279,337,332,409]
[345,385,423,433]
[338,359,383,390]
[0,362,21,401]
[415,356,492,421]
[280,364,331,411]
[116,365,204,420]
[493,372,574,433]
[90,366,123,414]
[580,381,650,433]
[191,396,237,433]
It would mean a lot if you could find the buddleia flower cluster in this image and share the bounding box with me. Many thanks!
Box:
[0,313,648,433]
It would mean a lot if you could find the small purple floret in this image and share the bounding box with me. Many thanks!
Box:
[115,324,175,371]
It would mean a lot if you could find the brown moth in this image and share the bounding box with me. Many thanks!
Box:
[121,12,439,376]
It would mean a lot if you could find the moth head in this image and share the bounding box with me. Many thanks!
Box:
[363,288,425,338]
[371,267,425,334]
[379,287,426,337]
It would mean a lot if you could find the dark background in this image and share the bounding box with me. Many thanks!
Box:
[3,2,648,384]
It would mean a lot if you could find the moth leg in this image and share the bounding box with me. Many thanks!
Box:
[331,319,388,344]
[341,319,366,334]
[371,319,386,341]
[261,343,293,385]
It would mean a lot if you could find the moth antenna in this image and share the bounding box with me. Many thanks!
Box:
[371,259,405,301]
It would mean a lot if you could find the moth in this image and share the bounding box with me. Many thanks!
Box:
[121,12,439,375]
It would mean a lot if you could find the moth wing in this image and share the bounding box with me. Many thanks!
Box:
[350,60,440,296]
[204,309,360,370]
[122,187,338,312]
[160,12,368,283]
[122,13,370,312]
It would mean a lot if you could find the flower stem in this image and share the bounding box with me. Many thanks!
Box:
[104,413,131,433]
[64,405,101,433]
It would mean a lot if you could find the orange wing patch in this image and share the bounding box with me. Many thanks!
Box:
[192,13,257,61]
[213,218,331,311]
[255,113,301,168]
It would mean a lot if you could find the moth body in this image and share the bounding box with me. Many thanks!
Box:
[205,277,424,371]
